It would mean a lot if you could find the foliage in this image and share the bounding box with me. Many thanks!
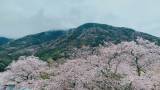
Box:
[1,39,160,89]
[0,37,12,45]
[0,23,160,74]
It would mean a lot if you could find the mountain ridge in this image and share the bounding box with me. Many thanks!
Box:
[0,23,160,71]
[0,37,12,46]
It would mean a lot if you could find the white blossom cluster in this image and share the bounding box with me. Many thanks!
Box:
[1,38,160,90]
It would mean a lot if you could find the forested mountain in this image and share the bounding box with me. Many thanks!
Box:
[0,37,11,45]
[0,23,160,71]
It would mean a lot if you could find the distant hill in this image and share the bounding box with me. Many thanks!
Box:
[0,37,11,45]
[0,23,160,71]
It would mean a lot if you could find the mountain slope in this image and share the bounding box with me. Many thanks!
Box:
[0,23,160,71]
[36,23,160,60]
[0,37,12,45]
[8,30,66,48]
[0,31,66,71]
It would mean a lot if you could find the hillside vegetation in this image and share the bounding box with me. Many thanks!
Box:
[0,23,160,71]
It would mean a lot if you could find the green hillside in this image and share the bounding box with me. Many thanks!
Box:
[0,23,160,71]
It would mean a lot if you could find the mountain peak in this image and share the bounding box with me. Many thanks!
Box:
[77,23,112,29]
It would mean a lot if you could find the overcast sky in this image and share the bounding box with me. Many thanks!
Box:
[0,0,160,38]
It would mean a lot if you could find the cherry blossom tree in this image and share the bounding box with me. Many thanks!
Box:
[1,56,49,89]
[1,38,160,90]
